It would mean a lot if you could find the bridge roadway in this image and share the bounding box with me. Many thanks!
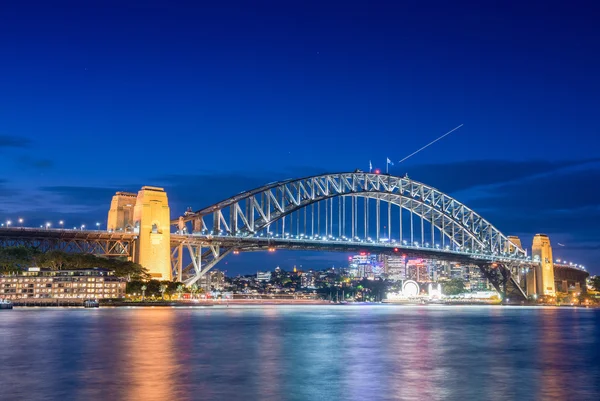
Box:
[0,227,529,264]
[1,226,589,273]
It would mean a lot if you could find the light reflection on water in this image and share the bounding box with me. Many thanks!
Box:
[1,305,599,401]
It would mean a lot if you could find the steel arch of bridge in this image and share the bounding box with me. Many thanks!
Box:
[173,172,527,290]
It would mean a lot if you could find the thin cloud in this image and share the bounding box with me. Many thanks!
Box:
[0,135,31,148]
[39,186,121,207]
[17,156,54,170]
[403,158,600,194]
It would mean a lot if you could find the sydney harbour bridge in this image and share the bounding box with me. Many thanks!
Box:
[0,172,589,302]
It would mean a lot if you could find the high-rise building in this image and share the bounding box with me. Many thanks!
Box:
[383,255,406,281]
[348,254,384,279]
[406,259,430,282]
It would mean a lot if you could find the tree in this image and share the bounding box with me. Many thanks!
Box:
[145,280,161,297]
[159,284,167,300]
[0,246,36,272]
[126,281,144,295]
[176,284,184,299]
[35,250,70,270]
[12,248,152,280]
[442,279,465,296]
[189,284,199,299]
[163,281,183,299]
[590,276,600,292]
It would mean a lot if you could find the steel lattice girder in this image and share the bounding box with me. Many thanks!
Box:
[175,172,525,258]
[170,238,234,285]
[477,262,528,301]
[0,230,134,257]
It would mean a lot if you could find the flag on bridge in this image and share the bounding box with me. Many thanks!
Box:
[386,157,393,173]
[387,157,394,166]
[369,160,372,172]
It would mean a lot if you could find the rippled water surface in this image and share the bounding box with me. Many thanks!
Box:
[1,305,599,401]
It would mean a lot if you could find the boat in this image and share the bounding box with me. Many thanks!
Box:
[83,299,99,308]
[0,299,13,310]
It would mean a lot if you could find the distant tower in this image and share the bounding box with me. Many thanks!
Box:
[132,186,172,280]
[532,234,555,296]
[107,192,137,232]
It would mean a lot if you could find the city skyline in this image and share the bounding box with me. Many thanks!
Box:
[1,1,599,274]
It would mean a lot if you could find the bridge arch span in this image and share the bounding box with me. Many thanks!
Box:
[175,172,524,259]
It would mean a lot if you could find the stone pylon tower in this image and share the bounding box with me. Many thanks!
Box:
[131,186,172,280]
[107,192,137,232]
[532,234,555,296]
[108,187,172,280]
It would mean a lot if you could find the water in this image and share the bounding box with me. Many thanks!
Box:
[1,305,599,401]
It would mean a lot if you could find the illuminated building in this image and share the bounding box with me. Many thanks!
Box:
[406,259,430,282]
[383,255,406,281]
[256,271,272,281]
[301,271,316,288]
[0,267,126,299]
[348,254,383,279]
[198,269,226,291]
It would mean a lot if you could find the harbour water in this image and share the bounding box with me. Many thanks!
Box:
[1,305,599,400]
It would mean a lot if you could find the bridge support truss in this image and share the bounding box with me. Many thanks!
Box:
[0,229,135,258]
[170,238,235,285]
[478,262,528,302]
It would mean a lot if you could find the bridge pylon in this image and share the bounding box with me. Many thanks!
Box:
[108,186,172,280]
[532,234,555,296]
[107,192,137,232]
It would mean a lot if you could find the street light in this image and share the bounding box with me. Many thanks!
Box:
[96,222,100,230]
[18,218,23,227]
[6,220,11,227]
[59,220,64,228]
[81,224,85,230]
[46,222,51,229]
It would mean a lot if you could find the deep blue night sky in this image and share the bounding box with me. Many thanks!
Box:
[1,1,599,274]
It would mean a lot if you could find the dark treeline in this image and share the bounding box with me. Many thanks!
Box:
[0,246,149,280]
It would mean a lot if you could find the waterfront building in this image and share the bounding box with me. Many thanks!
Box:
[0,267,126,300]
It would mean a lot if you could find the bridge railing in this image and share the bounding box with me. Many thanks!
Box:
[0,227,108,234]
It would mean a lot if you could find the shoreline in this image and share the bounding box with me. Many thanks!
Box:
[6,299,598,308]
